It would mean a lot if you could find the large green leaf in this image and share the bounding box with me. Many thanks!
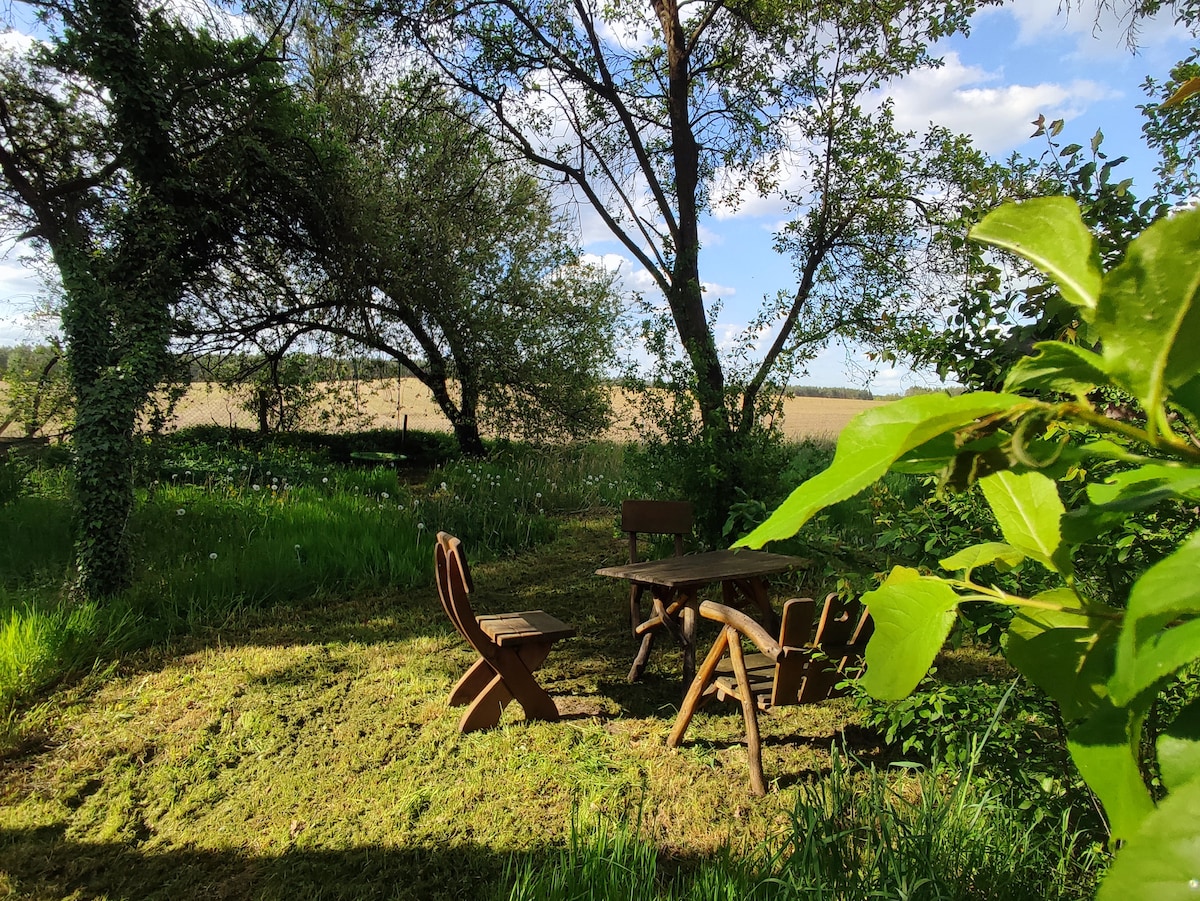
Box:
[859,567,961,701]
[1111,531,1200,705]
[1097,776,1200,900]
[970,197,1102,320]
[1068,700,1156,842]
[1158,698,1200,793]
[1088,463,1200,505]
[1004,596,1119,723]
[938,542,1024,576]
[1095,206,1200,413]
[736,393,1023,548]
[1062,464,1200,544]
[1003,341,1111,397]
[980,470,1071,575]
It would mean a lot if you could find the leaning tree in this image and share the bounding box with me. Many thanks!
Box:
[177,21,623,455]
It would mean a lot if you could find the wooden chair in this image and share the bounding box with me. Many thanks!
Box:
[667,593,872,794]
[434,532,575,732]
[621,499,694,635]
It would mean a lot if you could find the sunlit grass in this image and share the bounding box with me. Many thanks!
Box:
[0,437,634,723]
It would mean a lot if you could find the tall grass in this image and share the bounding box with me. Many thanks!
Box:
[500,756,1106,900]
[0,436,632,729]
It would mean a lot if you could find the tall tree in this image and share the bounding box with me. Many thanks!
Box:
[0,0,329,597]
[178,23,622,453]
[385,0,999,536]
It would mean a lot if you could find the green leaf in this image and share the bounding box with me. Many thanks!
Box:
[938,542,1024,576]
[1097,777,1200,900]
[1158,698,1200,792]
[1088,463,1200,505]
[859,567,961,701]
[1003,341,1110,396]
[1111,531,1200,705]
[1068,701,1156,842]
[736,392,1023,548]
[970,198,1102,320]
[1005,596,1119,722]
[980,470,1071,575]
[1095,206,1200,414]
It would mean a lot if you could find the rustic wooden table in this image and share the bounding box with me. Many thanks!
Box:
[596,548,808,691]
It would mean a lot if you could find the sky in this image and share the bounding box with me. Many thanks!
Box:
[0,0,1195,389]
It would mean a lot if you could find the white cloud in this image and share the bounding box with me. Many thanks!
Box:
[883,52,1116,156]
[999,0,1191,59]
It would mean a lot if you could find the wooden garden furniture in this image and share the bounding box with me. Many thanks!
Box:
[620,499,694,635]
[667,594,873,794]
[596,547,806,690]
[434,532,575,732]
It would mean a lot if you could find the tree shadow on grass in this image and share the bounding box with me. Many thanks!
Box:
[0,824,561,901]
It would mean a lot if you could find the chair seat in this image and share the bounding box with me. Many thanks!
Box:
[479,611,575,646]
[714,652,776,707]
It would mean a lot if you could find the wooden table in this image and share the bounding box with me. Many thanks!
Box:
[596,548,808,691]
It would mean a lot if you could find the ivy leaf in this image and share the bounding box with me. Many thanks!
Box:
[1003,341,1110,397]
[1068,700,1156,842]
[1111,531,1200,705]
[859,567,961,701]
[735,392,1022,548]
[1158,698,1200,792]
[938,542,1025,576]
[970,197,1102,321]
[1004,597,1120,723]
[1097,776,1200,900]
[980,470,1072,576]
[1095,207,1200,415]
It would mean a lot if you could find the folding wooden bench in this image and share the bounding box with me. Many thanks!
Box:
[435,532,575,732]
[668,593,872,794]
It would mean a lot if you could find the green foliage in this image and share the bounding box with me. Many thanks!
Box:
[502,754,1103,901]
[2,342,73,438]
[741,197,1200,890]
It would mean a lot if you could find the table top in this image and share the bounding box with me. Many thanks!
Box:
[595,548,808,588]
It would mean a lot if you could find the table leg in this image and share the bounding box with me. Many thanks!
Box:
[722,577,780,632]
[679,600,697,693]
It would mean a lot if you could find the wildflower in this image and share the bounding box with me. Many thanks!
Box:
[417,522,426,530]
[381,492,390,499]
[536,492,542,499]
[176,508,186,516]
[209,552,218,560]
[440,481,448,491]
[271,485,278,491]
[322,477,329,484]
[253,484,261,491]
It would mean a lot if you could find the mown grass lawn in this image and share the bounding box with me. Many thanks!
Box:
[1,514,891,899]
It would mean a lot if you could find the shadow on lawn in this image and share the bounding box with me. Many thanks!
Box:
[0,822,737,901]
[1,823,607,901]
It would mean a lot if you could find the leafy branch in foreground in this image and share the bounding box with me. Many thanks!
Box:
[737,197,1200,898]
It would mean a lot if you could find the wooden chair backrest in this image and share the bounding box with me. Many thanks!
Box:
[621,500,694,563]
[435,532,493,658]
[771,594,870,707]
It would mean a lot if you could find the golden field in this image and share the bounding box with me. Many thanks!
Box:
[1,378,882,442]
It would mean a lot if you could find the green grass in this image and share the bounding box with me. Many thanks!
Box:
[0,435,1109,899]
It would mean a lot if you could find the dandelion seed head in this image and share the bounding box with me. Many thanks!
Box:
[176,508,186,516]
[209,552,218,560]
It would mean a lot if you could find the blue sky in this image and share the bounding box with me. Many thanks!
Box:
[0,1,1195,389]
